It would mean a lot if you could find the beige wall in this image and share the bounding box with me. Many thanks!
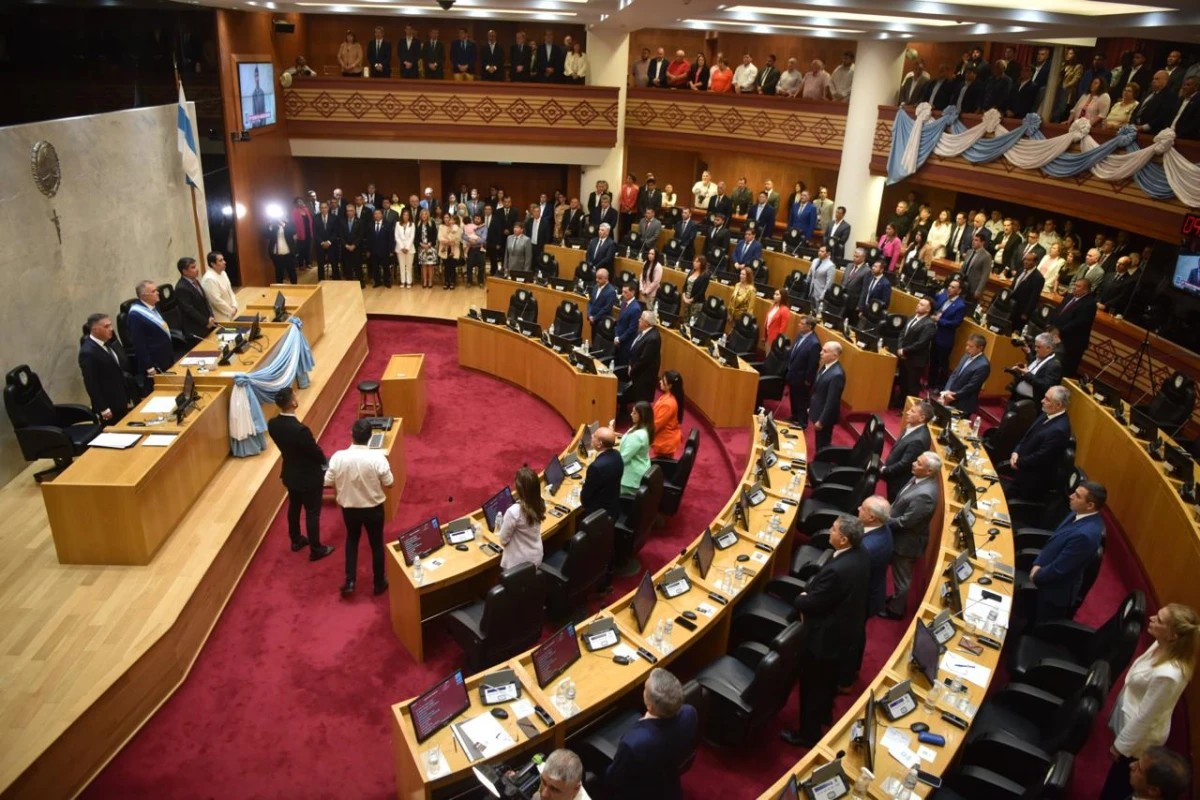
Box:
[0,104,209,486]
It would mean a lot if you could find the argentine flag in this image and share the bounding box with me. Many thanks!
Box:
[177,83,204,192]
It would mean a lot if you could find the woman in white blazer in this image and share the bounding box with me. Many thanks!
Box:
[1099,603,1199,800]
[393,208,416,288]
[1036,242,1066,291]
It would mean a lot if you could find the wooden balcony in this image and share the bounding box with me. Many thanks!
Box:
[282,77,619,147]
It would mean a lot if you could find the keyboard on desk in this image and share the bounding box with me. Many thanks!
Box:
[369,432,385,449]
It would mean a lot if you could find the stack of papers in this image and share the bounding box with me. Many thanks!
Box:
[89,432,142,450]
[458,711,515,759]
[142,435,178,447]
[142,396,178,414]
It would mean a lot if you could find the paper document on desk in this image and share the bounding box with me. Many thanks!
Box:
[459,712,515,758]
[179,357,217,367]
[510,699,536,720]
[941,652,992,688]
[142,435,178,447]
[880,727,912,752]
[89,432,143,449]
[143,396,178,414]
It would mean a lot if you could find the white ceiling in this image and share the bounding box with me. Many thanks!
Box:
[178,0,1200,43]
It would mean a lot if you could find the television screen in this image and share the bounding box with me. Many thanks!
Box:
[410,670,470,743]
[1172,252,1200,298]
[237,62,276,129]
[631,571,658,634]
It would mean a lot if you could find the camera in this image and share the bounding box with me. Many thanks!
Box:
[437,0,455,8]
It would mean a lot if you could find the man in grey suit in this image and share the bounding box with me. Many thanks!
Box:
[840,248,871,325]
[505,222,533,274]
[880,451,941,619]
[962,234,992,302]
[637,206,662,257]
[808,245,836,305]
[879,401,932,500]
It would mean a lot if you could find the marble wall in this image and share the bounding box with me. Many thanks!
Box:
[0,103,210,486]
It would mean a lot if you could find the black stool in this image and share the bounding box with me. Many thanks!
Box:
[357,380,382,418]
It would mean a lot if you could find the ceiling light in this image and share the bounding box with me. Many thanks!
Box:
[929,0,1175,14]
[725,5,968,26]
[300,2,575,12]
[691,19,865,34]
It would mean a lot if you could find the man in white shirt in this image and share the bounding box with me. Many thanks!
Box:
[800,59,831,101]
[733,54,758,94]
[1039,219,1061,255]
[201,251,239,321]
[326,418,395,596]
[690,170,717,209]
[778,57,803,98]
[830,51,854,101]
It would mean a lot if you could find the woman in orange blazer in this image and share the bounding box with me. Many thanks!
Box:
[763,289,791,352]
[651,371,685,458]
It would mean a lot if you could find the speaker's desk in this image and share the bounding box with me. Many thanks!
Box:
[380,354,427,434]
[241,281,326,347]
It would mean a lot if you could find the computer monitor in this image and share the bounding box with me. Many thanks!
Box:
[944,560,965,614]
[953,503,979,560]
[631,571,658,634]
[851,325,880,352]
[531,623,582,688]
[714,343,740,367]
[1128,407,1159,442]
[482,486,515,533]
[174,368,198,422]
[758,450,773,489]
[951,464,977,508]
[776,775,799,800]
[863,688,878,774]
[544,455,567,494]
[508,268,536,284]
[928,397,954,428]
[943,428,967,463]
[396,517,444,566]
[763,413,780,449]
[1091,378,1125,414]
[695,529,716,580]
[1166,444,1196,488]
[735,487,752,530]
[570,350,598,374]
[410,670,471,743]
[273,290,287,322]
[912,618,941,686]
[247,314,262,342]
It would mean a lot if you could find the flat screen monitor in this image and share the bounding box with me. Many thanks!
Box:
[631,571,657,634]
[482,486,515,533]
[544,455,566,494]
[763,412,780,448]
[1171,252,1200,298]
[944,561,965,615]
[864,688,878,773]
[273,291,287,321]
[1166,444,1196,485]
[944,428,967,463]
[396,517,443,566]
[759,449,773,489]
[954,503,979,560]
[410,670,470,743]
[237,62,276,129]
[912,619,940,686]
[776,775,799,800]
[951,464,977,508]
[1091,379,1124,413]
[183,368,195,400]
[246,314,263,343]
[929,397,954,428]
[736,487,752,529]
[695,529,716,580]
[1128,407,1159,442]
[532,623,581,688]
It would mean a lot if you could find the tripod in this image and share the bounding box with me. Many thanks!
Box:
[1116,266,1165,404]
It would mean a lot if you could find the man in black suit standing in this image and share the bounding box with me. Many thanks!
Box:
[840,248,871,326]
[509,31,533,82]
[647,47,668,89]
[623,311,661,407]
[824,206,851,260]
[489,197,516,273]
[895,297,936,404]
[479,29,504,81]
[923,62,958,111]
[525,205,553,267]
[810,341,846,450]
[398,24,421,78]
[779,514,870,747]
[880,401,932,501]
[1010,252,1047,332]
[938,334,991,416]
[367,25,391,78]
[707,182,733,222]
[591,195,619,232]
[1009,63,1039,118]
[952,66,984,114]
[79,312,134,423]
[706,212,732,259]
[340,202,364,285]
[1003,386,1073,501]
[366,208,393,288]
[174,257,216,344]
[1098,256,1138,316]
[880,451,942,619]
[535,30,564,83]
[312,201,339,280]
[785,315,820,428]
[560,198,585,243]
[267,387,335,561]
[1049,278,1098,377]
[450,27,476,81]
[672,208,698,260]
[580,427,623,525]
[424,28,445,79]
[638,177,663,218]
[1133,70,1178,135]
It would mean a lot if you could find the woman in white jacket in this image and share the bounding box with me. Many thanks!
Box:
[1099,602,1199,800]
[393,208,415,288]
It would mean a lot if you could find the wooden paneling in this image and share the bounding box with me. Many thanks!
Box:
[293,157,421,203]
[623,148,698,198]
[441,163,574,210]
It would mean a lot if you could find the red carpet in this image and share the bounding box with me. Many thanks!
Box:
[80,328,1162,800]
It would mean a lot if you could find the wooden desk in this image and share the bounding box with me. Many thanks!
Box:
[658,326,760,428]
[804,323,897,415]
[380,355,427,434]
[382,423,407,523]
[484,276,595,343]
[759,410,1013,798]
[546,244,586,279]
[157,321,293,387]
[41,385,232,565]
[242,282,326,346]
[458,315,616,429]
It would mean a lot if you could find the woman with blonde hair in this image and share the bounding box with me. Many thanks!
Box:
[415,207,438,289]
[1099,603,1199,800]
[496,466,546,570]
[437,211,462,289]
[729,266,756,328]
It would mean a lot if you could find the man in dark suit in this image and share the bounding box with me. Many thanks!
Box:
[450,27,476,80]
[647,46,668,88]
[1031,47,1052,89]
[1007,332,1063,411]
[174,257,216,344]
[638,177,663,218]
[587,224,617,272]
[1099,256,1138,316]
[706,214,732,261]
[672,208,698,260]
[267,388,336,561]
[923,63,958,111]
[755,53,780,95]
[509,31,533,82]
[1133,70,1179,134]
[859,261,892,313]
[707,183,733,222]
[880,401,932,500]
[534,31,565,83]
[953,67,984,113]
[1009,251,1046,330]
[939,334,991,416]
[895,297,936,403]
[1009,63,1039,118]
[982,60,1013,112]
[397,24,421,78]
[747,191,776,237]
[1173,77,1200,139]
[560,199,585,243]
[525,206,553,266]
[367,26,391,77]
[810,341,846,450]
[732,229,762,271]
[491,197,518,273]
[779,514,870,747]
[613,284,642,366]
[587,268,617,326]
[423,28,445,79]
[340,203,364,285]
[1003,386,1073,501]
[824,207,851,260]
[79,313,135,423]
[365,208,393,288]
[479,29,504,80]
[591,196,619,232]
[785,315,820,428]
[604,668,699,799]
[312,201,339,280]
[1049,278,1098,377]
[880,451,942,619]
[580,427,623,525]
[266,216,298,285]
[926,279,968,389]
[1029,480,1107,623]
[858,496,895,619]
[840,249,870,325]
[127,280,175,383]
[623,311,662,406]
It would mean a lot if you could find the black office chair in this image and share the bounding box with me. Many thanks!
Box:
[932,751,1074,800]
[621,230,642,259]
[1008,438,1077,527]
[755,334,790,408]
[1025,304,1054,335]
[781,227,806,256]
[656,282,682,324]
[822,283,847,323]
[540,251,559,277]
[617,269,638,292]
[1134,371,1196,437]
[652,428,699,516]
[783,269,807,297]
[445,561,546,672]
[665,206,683,228]
[694,621,804,748]
[574,261,596,287]
[789,534,833,582]
[662,238,683,267]
[4,365,102,482]
[694,295,727,336]
[541,510,615,619]
[589,316,617,363]
[983,399,1038,464]
[796,457,881,535]
[116,298,138,361]
[707,244,728,272]
[749,259,769,285]
[613,465,664,576]
[154,283,196,355]
[726,313,759,359]
[985,288,1016,333]
[552,299,584,343]
[1007,465,1086,532]
[808,414,885,485]
[507,289,539,324]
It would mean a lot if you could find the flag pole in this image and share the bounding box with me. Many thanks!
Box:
[175,61,207,274]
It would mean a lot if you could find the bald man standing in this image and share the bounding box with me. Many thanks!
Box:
[580,427,623,524]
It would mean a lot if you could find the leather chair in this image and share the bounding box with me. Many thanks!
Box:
[552,299,584,343]
[539,251,559,277]
[1012,502,1104,622]
[960,662,1110,787]
[707,244,729,272]
[784,270,808,306]
[155,283,196,355]
[694,295,727,336]
[730,570,828,648]
[574,261,596,287]
[1008,591,1145,697]
[617,269,638,291]
[808,414,885,485]
[620,230,642,259]
[782,227,806,255]
[984,288,1016,335]
[613,465,664,576]
[445,562,546,671]
[1025,304,1054,334]
[5,365,102,482]
[541,510,615,619]
[933,751,1073,800]
[1008,465,1085,532]
[821,283,848,324]
[750,259,769,285]
[1135,371,1196,437]
[116,298,138,360]
[983,399,1038,464]
[662,238,684,267]
[1007,438,1077,528]
[652,428,699,516]
[656,282,682,324]
[694,622,804,747]
[789,532,833,581]
[754,334,790,408]
[507,289,539,324]
[726,313,759,360]
[796,457,881,535]
[589,316,617,363]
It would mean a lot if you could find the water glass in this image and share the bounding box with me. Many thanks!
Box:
[426,744,442,772]
[924,682,943,713]
[663,618,674,640]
